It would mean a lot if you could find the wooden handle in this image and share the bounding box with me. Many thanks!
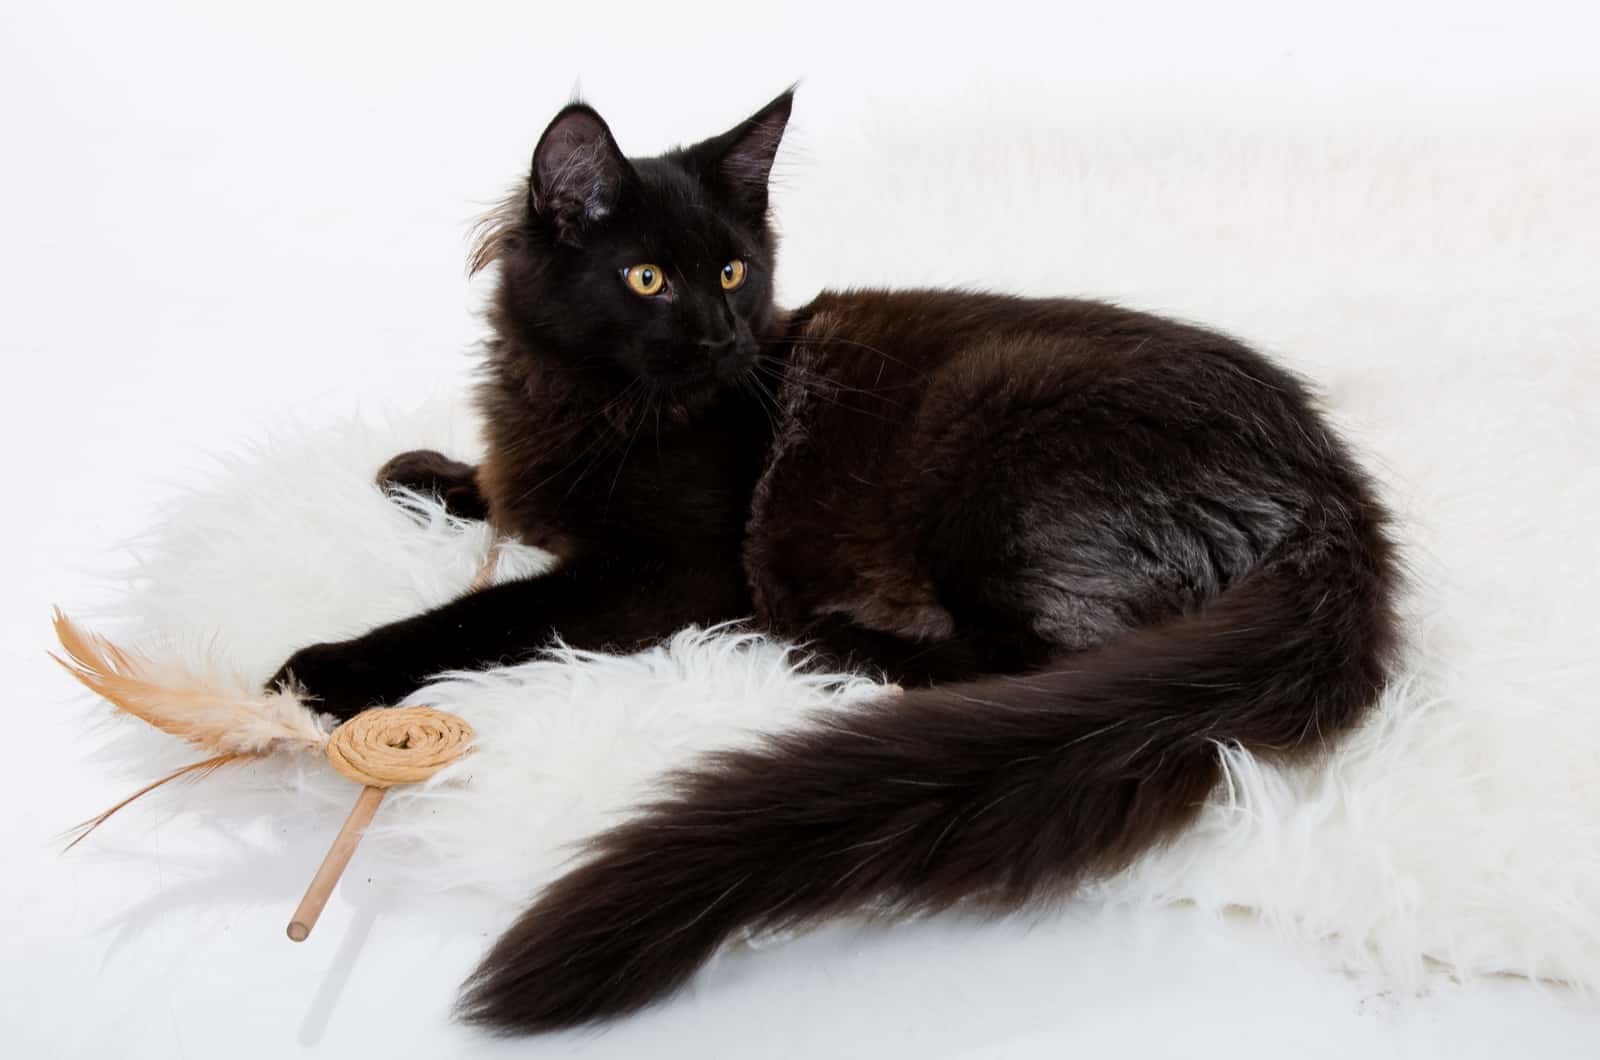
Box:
[287,785,386,942]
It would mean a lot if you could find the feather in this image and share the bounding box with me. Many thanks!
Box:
[50,609,329,756]
[60,752,244,851]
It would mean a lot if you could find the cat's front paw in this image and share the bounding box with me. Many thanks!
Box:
[268,640,399,721]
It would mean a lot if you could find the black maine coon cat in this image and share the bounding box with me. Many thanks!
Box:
[270,89,1398,1033]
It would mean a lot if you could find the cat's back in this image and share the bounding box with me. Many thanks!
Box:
[786,286,1319,448]
[790,286,1302,396]
[749,287,1356,639]
[795,287,1235,361]
[794,288,1150,377]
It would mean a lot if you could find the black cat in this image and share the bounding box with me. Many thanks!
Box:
[270,89,1399,1033]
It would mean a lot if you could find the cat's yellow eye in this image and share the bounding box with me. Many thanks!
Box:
[720,259,747,291]
[623,264,665,297]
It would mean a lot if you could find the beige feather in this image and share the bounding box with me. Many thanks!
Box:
[50,609,329,756]
[59,752,244,851]
[51,609,334,849]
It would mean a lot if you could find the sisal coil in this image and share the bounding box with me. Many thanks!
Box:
[325,706,475,788]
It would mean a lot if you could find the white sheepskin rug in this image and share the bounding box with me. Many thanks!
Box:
[69,120,1599,1001]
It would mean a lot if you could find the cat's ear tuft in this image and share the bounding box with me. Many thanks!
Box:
[694,87,795,223]
[530,104,630,245]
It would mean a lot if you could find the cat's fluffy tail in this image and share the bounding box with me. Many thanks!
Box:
[457,517,1397,1033]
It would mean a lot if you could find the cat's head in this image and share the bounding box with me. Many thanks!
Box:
[477,90,793,413]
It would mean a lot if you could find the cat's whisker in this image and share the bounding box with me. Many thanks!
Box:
[564,384,647,502]
[787,335,926,375]
[744,371,782,436]
[773,355,915,406]
[501,379,643,509]
[603,386,653,510]
[751,361,903,426]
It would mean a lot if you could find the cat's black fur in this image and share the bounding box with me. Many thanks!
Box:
[269,89,1399,1034]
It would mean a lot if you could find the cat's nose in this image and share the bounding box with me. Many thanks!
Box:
[697,338,736,361]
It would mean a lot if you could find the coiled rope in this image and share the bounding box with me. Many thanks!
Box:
[326,706,476,787]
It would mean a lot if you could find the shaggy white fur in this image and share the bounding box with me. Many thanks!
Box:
[79,116,1599,1003]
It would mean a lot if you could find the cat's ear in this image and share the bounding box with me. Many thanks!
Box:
[689,88,794,223]
[529,103,630,245]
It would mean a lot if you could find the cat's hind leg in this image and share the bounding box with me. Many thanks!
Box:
[376,449,488,521]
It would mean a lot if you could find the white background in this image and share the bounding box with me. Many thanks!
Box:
[4,1,1598,1056]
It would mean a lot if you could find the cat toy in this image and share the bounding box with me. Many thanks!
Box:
[50,610,476,941]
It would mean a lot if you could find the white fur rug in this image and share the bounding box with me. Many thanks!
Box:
[85,339,1600,998]
[57,109,1598,1006]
